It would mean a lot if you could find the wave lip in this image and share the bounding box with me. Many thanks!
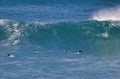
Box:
[91,6,120,21]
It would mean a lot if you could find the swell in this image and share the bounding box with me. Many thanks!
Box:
[0,19,120,45]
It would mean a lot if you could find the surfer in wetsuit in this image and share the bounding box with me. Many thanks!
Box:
[76,50,83,55]
[64,49,70,52]
[33,49,37,53]
[7,54,14,58]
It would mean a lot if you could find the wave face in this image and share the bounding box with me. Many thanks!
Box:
[0,19,120,53]
[0,19,120,42]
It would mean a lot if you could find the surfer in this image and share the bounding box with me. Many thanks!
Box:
[64,49,70,52]
[33,49,37,53]
[7,54,14,58]
[76,50,83,55]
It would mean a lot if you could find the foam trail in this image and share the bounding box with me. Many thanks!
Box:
[0,19,8,25]
[92,6,120,21]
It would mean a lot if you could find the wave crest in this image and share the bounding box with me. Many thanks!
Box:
[92,6,120,21]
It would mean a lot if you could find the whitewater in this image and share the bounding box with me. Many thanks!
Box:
[0,0,120,79]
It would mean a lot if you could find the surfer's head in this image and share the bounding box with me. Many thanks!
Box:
[8,54,11,56]
[78,50,82,53]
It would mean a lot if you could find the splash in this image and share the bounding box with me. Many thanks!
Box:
[0,19,9,25]
[0,20,22,46]
[96,31,109,38]
[92,6,120,21]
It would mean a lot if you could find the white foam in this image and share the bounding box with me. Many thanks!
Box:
[2,22,22,46]
[76,52,81,55]
[110,22,120,27]
[92,6,120,21]
[61,58,82,62]
[0,19,8,25]
[34,22,47,26]
[97,31,109,38]
[13,40,20,45]
[8,23,21,42]
[13,23,18,27]
[101,32,109,38]
[8,31,21,41]
[8,54,14,58]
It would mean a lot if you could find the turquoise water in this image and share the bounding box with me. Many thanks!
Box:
[0,0,120,79]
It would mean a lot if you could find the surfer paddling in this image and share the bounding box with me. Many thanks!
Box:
[76,50,83,55]
[33,49,38,53]
[64,49,70,53]
[7,54,14,58]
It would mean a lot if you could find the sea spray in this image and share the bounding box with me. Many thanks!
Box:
[92,6,120,21]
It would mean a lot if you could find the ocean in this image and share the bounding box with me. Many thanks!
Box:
[0,0,120,79]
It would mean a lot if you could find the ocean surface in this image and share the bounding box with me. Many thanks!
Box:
[0,0,120,79]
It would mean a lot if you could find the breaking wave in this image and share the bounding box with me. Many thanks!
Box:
[92,6,120,21]
[0,19,120,49]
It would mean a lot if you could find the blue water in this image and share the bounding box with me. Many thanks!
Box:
[0,0,120,79]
